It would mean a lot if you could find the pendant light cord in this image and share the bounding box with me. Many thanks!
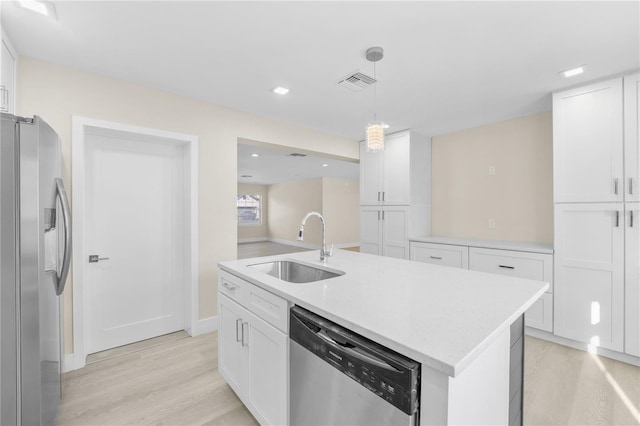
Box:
[373,61,377,122]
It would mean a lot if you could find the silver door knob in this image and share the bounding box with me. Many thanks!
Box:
[89,255,110,263]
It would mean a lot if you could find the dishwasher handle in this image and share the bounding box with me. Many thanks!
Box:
[316,329,401,373]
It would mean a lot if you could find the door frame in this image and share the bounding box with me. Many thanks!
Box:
[71,116,199,370]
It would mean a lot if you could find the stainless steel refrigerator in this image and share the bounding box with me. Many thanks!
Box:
[1,113,71,425]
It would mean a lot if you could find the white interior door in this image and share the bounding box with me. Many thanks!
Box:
[85,133,185,354]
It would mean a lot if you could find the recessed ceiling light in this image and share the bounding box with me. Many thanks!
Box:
[559,66,585,78]
[272,86,290,95]
[382,124,390,129]
[251,153,259,157]
[321,164,329,167]
[17,0,56,18]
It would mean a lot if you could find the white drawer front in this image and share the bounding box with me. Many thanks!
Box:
[410,242,469,269]
[525,293,553,332]
[219,271,248,305]
[469,247,553,292]
[247,284,289,333]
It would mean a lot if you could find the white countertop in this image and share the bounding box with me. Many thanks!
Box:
[409,236,554,254]
[218,249,548,377]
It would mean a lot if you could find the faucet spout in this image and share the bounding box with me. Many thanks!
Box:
[298,211,333,262]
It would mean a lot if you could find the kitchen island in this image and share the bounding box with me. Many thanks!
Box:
[218,249,548,425]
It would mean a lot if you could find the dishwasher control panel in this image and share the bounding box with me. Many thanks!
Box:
[290,306,421,416]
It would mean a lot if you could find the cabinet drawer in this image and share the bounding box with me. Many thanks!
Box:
[410,242,469,269]
[219,271,248,305]
[525,293,553,333]
[246,283,289,333]
[469,247,553,292]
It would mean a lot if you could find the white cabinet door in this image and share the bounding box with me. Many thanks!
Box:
[382,132,411,205]
[359,141,383,205]
[553,78,624,203]
[625,73,640,202]
[554,204,624,352]
[382,206,409,259]
[246,310,288,426]
[410,242,469,269]
[218,294,249,395]
[625,203,640,357]
[525,293,553,333]
[360,207,382,255]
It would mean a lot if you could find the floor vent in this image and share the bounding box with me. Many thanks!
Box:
[337,71,377,92]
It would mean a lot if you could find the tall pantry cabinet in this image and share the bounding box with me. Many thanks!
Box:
[553,73,640,356]
[359,131,431,259]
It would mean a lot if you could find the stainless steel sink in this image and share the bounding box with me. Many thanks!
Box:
[248,260,344,283]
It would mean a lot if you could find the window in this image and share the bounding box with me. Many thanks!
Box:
[237,194,261,225]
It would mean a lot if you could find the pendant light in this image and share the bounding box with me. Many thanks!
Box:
[365,46,385,152]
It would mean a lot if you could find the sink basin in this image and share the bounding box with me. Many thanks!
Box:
[248,260,344,283]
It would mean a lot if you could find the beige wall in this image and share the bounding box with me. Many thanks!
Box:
[431,112,553,244]
[266,177,360,247]
[237,183,268,241]
[322,178,360,245]
[18,58,358,354]
[267,178,323,246]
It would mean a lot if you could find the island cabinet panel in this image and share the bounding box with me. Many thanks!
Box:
[625,203,640,357]
[217,273,289,426]
[410,242,469,269]
[553,77,624,203]
[553,203,624,352]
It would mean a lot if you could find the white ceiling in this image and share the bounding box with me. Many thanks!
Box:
[238,142,358,185]
[2,1,639,144]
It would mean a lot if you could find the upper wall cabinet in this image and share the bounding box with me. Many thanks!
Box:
[625,73,640,202]
[1,31,17,114]
[360,131,431,206]
[553,78,624,203]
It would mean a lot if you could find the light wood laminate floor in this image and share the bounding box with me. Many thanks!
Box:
[59,333,639,425]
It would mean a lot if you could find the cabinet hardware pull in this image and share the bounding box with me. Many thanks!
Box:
[241,322,249,347]
[615,210,620,227]
[377,192,381,202]
[223,282,236,291]
[498,265,515,270]
[382,211,385,220]
[430,256,442,260]
[0,86,7,112]
[614,178,620,195]
[630,178,634,195]
[631,210,635,228]
[236,318,242,342]
[382,192,385,202]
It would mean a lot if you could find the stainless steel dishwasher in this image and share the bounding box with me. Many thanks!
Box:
[290,306,421,425]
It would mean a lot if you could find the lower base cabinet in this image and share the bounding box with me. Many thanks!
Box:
[410,240,554,332]
[218,290,288,425]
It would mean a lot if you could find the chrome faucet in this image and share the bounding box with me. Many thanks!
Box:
[298,211,333,262]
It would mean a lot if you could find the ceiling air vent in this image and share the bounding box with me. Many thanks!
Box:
[288,153,307,157]
[337,71,377,92]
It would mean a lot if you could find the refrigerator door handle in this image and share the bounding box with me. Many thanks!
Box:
[54,178,72,295]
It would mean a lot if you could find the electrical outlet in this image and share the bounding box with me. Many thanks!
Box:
[488,166,496,176]
[488,219,496,229]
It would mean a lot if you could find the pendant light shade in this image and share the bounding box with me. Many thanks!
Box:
[366,122,385,152]
[365,47,385,152]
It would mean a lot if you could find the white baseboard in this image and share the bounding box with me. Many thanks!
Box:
[62,353,77,373]
[238,238,268,244]
[194,316,218,335]
[526,327,640,366]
